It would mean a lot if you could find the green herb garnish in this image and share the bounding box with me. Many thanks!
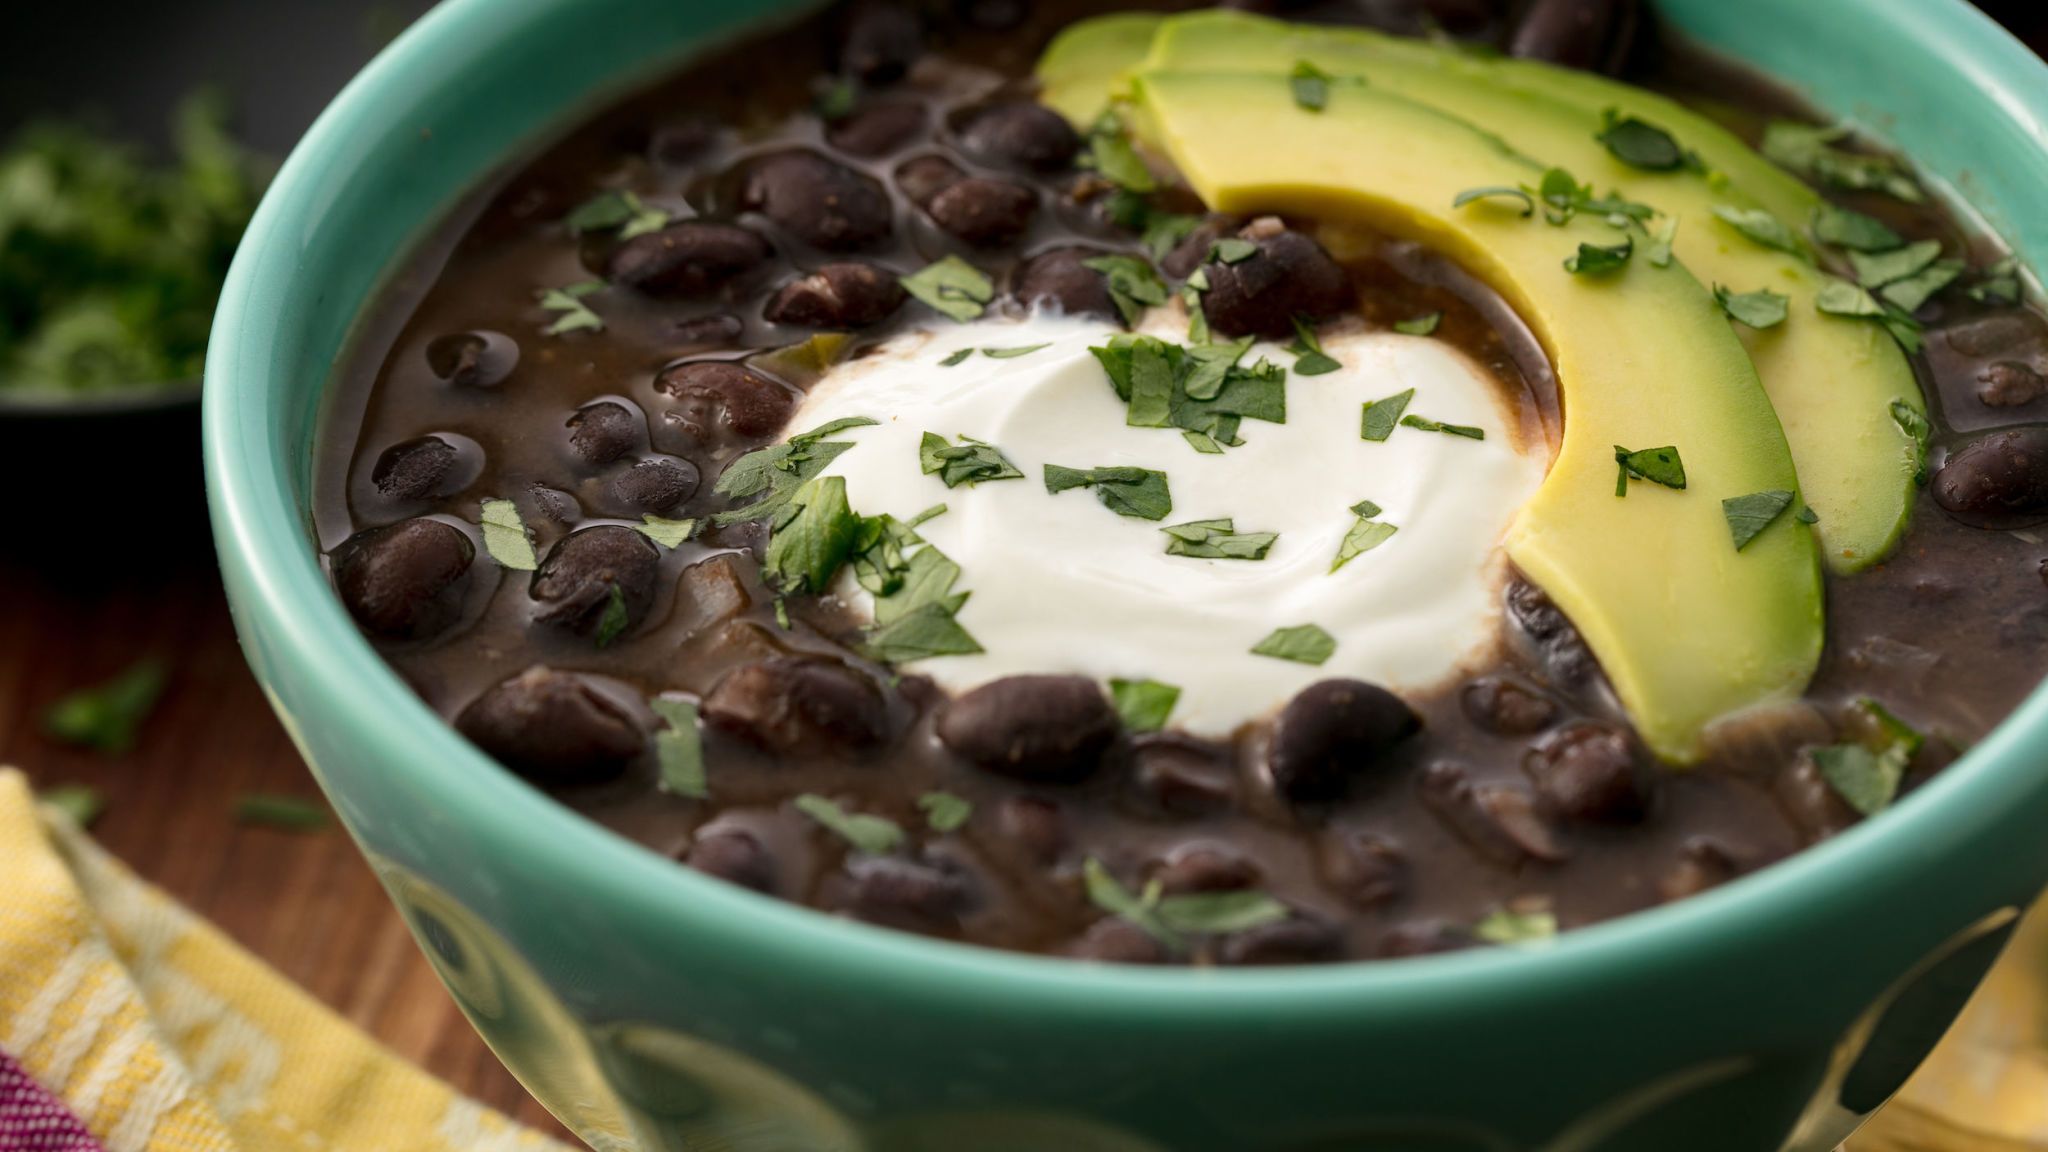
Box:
[636,515,697,549]
[939,347,974,367]
[902,256,995,322]
[1812,701,1926,819]
[763,476,862,595]
[1332,500,1399,572]
[1762,121,1922,203]
[815,78,857,121]
[1110,678,1181,732]
[1891,398,1932,484]
[1090,334,1283,448]
[1849,239,1943,291]
[234,794,332,832]
[794,794,903,855]
[713,416,877,526]
[1393,312,1442,336]
[1400,414,1485,440]
[1161,518,1278,560]
[1968,257,2022,306]
[565,189,669,239]
[593,585,631,648]
[1083,858,1290,952]
[1711,205,1808,259]
[651,696,707,798]
[1815,279,1925,354]
[538,280,605,335]
[1564,237,1633,276]
[1083,255,1171,325]
[1721,489,1796,551]
[1251,624,1336,665]
[1646,217,1678,268]
[1452,186,1536,216]
[1811,203,1903,252]
[1475,907,1558,946]
[1044,464,1173,521]
[1360,388,1415,442]
[1288,316,1341,375]
[918,791,973,832]
[1084,113,1157,194]
[983,343,1051,359]
[479,498,538,570]
[1289,60,1332,111]
[1596,109,1692,171]
[858,515,983,663]
[1613,445,1686,496]
[920,432,1024,488]
[1210,237,1258,264]
[1714,285,1789,330]
[45,658,167,754]
[1142,212,1202,262]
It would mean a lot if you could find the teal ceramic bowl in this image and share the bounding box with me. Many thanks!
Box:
[204,2,2048,1149]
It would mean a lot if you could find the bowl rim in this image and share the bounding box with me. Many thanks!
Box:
[205,0,2048,1012]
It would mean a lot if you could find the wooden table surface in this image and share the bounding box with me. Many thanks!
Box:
[5,9,2044,1152]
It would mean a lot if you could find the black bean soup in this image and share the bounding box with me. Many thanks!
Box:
[316,0,2048,965]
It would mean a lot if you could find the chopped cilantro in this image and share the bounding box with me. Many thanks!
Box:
[1721,489,1796,551]
[920,432,1024,488]
[1711,205,1808,259]
[1141,212,1202,262]
[1085,115,1156,193]
[1183,430,1224,454]
[1044,464,1173,521]
[1288,316,1341,375]
[1762,121,1923,203]
[1452,186,1536,216]
[565,189,669,239]
[1401,414,1485,440]
[1211,237,1258,264]
[651,696,707,798]
[1083,255,1170,325]
[1161,517,1278,560]
[1476,907,1558,946]
[1815,279,1925,354]
[712,416,877,526]
[902,256,996,322]
[538,280,604,335]
[1564,237,1633,276]
[1881,261,1965,314]
[1613,445,1686,495]
[1850,239,1943,290]
[938,347,974,367]
[794,794,903,855]
[1360,388,1415,442]
[1089,334,1283,448]
[1289,60,1332,111]
[45,658,168,754]
[1596,109,1691,171]
[1109,678,1181,732]
[1813,743,1905,817]
[918,791,973,832]
[1811,203,1903,252]
[479,498,538,570]
[1251,624,1336,665]
[593,585,631,648]
[234,794,332,832]
[1083,858,1289,953]
[983,343,1051,359]
[636,515,697,548]
[1968,257,2022,306]
[1714,285,1789,329]
[815,78,857,121]
[1332,502,1399,572]
[1393,312,1442,336]
[1891,398,1932,484]
[762,476,862,595]
[1646,217,1678,268]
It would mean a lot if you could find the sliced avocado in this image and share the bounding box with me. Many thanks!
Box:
[1035,12,1164,129]
[1132,70,1823,761]
[1129,10,1925,573]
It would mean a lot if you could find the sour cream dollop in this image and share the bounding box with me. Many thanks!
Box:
[787,312,1549,736]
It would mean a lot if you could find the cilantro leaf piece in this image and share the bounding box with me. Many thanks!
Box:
[1815,278,1887,318]
[865,601,984,662]
[1083,255,1170,325]
[939,347,974,367]
[1813,743,1905,817]
[1332,511,1398,572]
[1289,60,1332,111]
[1453,186,1536,216]
[1084,859,1184,951]
[1184,337,1252,400]
[565,189,669,239]
[637,515,697,548]
[1528,167,1656,227]
[1350,500,1384,518]
[479,498,538,570]
[1849,239,1943,289]
[1762,121,1923,203]
[815,77,857,121]
[1044,464,1173,520]
[1968,257,2022,305]
[1475,907,1558,946]
[901,256,996,322]
[763,476,862,595]
[538,280,605,335]
[1086,126,1156,193]
[1714,285,1789,329]
[45,658,168,754]
[1251,624,1336,665]
[1564,236,1633,275]
[1183,430,1224,454]
[918,791,973,833]
[1127,338,1175,426]
[1109,678,1181,732]
[1890,398,1931,484]
[1711,205,1808,259]
[712,417,876,526]
[1880,260,1964,314]
[1211,237,1258,264]
[1394,312,1442,336]
[651,696,707,798]
[1811,203,1903,252]
[1288,316,1341,375]
[39,784,105,827]
[919,432,1024,488]
[1400,414,1486,440]
[1155,889,1290,936]
[1646,217,1678,268]
[1142,212,1201,261]
[1161,517,1278,560]
[860,527,982,663]
[1596,109,1688,171]
[234,794,332,832]
[594,585,631,648]
[982,343,1051,359]
[1613,445,1686,494]
[794,794,904,855]
[1796,504,1820,525]
[1360,388,1415,442]
[1721,489,1796,551]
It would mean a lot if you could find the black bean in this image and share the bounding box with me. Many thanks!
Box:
[999,795,1067,863]
[1068,918,1167,964]
[455,666,645,786]
[1131,732,1236,815]
[1509,0,1642,76]
[936,675,1118,783]
[1505,580,1598,688]
[1219,916,1344,966]
[425,330,518,388]
[1198,220,1351,339]
[763,262,907,328]
[1460,674,1559,735]
[1377,920,1477,958]
[671,312,745,350]
[529,484,582,524]
[702,658,890,756]
[2039,558,2048,591]
[957,100,1081,172]
[371,435,467,502]
[1267,679,1420,803]
[895,154,966,207]
[606,221,771,297]
[1658,837,1742,903]
[1160,215,1240,279]
[529,525,662,637]
[1933,427,2048,527]
[655,360,797,445]
[838,1,923,84]
[1944,310,2048,359]
[826,855,971,932]
[1010,245,1118,320]
[1417,761,1568,866]
[1318,830,1406,909]
[739,150,894,251]
[566,400,644,467]
[1979,361,2047,408]
[1523,723,1646,824]
[685,827,778,894]
[1152,843,1259,895]
[927,178,1038,247]
[609,457,701,514]
[331,519,474,641]
[827,100,927,158]
[649,115,719,166]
